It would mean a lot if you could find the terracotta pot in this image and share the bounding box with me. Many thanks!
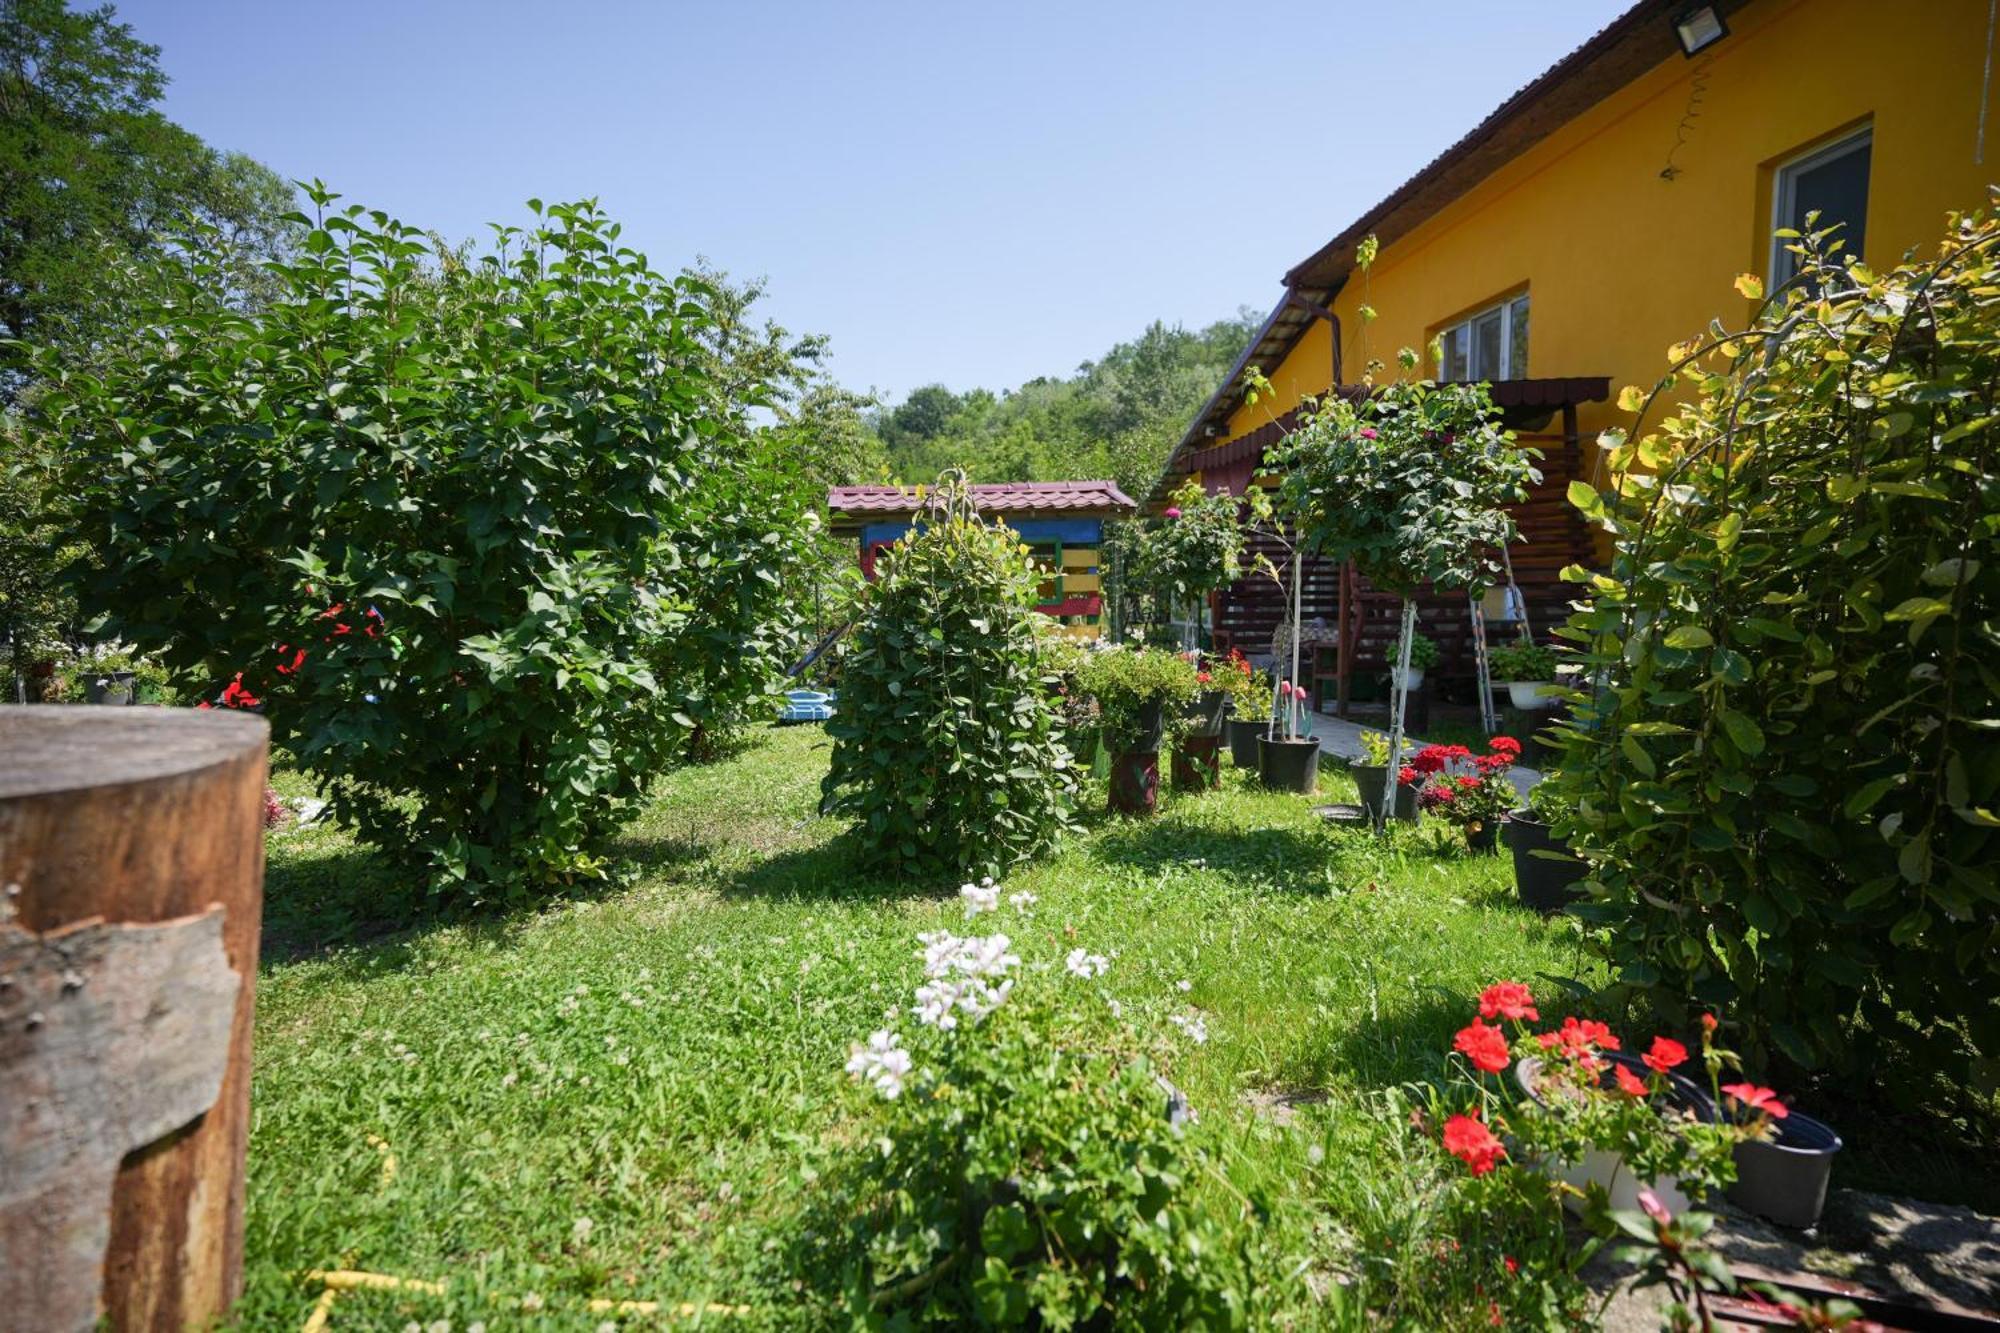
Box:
[1108,751,1159,816]
[1172,736,1221,792]
[1257,736,1319,794]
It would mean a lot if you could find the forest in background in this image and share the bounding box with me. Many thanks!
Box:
[796,313,1263,503]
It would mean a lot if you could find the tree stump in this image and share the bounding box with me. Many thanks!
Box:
[0,707,268,1332]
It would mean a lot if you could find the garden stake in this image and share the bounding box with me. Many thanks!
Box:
[1378,599,1418,835]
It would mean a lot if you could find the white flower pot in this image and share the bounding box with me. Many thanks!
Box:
[1390,666,1425,692]
[1541,1147,1696,1218]
[1505,680,1555,710]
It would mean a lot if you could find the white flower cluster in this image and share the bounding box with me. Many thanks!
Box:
[1064,947,1110,979]
[959,877,1000,916]
[845,1028,912,1099]
[912,930,1020,1030]
[1169,1012,1209,1044]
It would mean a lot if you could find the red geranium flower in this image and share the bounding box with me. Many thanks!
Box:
[1536,1016,1621,1057]
[1197,671,1212,684]
[1489,735,1522,757]
[219,673,261,709]
[1642,1036,1688,1074]
[1453,1018,1511,1074]
[1701,1013,1719,1034]
[275,645,307,676]
[1478,981,1539,1023]
[1614,1063,1650,1097]
[1721,1083,1789,1120]
[1442,1110,1506,1176]
[1398,766,1418,786]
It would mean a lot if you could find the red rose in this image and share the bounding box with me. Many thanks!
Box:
[1442,1110,1506,1176]
[1453,1018,1511,1074]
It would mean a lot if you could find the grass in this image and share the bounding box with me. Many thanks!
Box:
[243,726,1994,1330]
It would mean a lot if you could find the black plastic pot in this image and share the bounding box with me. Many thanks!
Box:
[1185,690,1228,739]
[1351,764,1418,821]
[1505,814,1587,913]
[1727,1110,1842,1229]
[1257,736,1319,794]
[1226,718,1264,767]
[85,669,137,705]
[1466,822,1500,854]
[1113,699,1166,756]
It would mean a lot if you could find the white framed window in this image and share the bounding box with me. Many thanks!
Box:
[1770,128,1871,288]
[1437,293,1529,382]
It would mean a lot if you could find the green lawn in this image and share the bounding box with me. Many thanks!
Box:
[241,726,1986,1330]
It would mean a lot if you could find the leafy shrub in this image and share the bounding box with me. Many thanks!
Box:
[1402,630,1440,670]
[821,475,1073,879]
[31,188,809,901]
[1074,645,1201,750]
[1487,640,1556,682]
[1551,207,2000,1075]
[834,891,1270,1327]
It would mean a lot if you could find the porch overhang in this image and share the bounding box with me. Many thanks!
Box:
[1146,375,1611,508]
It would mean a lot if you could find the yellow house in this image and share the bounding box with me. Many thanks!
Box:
[1160,0,1996,714]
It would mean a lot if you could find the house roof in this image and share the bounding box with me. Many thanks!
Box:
[827,480,1137,525]
[1158,0,1747,481]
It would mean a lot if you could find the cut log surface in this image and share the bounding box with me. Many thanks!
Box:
[0,707,268,1333]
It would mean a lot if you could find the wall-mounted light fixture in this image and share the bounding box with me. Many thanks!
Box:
[1673,4,1727,57]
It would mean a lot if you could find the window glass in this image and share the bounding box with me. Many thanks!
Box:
[1441,326,1469,382]
[1773,130,1870,286]
[1472,309,1503,379]
[1507,296,1530,378]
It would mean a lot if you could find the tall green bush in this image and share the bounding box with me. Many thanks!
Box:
[29,187,810,902]
[1551,206,2000,1077]
[822,475,1073,878]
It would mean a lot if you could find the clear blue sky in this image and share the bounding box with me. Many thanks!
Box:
[119,1,1631,403]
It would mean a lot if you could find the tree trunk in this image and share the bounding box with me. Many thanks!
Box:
[0,707,268,1332]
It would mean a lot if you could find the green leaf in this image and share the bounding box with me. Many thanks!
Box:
[1716,709,1764,755]
[1663,626,1713,650]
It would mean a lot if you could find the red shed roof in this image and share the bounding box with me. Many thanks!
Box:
[828,480,1136,524]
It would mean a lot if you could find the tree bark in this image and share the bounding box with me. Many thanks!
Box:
[0,706,267,1332]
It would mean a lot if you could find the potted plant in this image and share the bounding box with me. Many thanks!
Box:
[1506,778,1588,913]
[1724,1093,1843,1230]
[1403,737,1522,852]
[1389,630,1438,693]
[1219,651,1270,767]
[1487,640,1558,711]
[1257,680,1319,793]
[1432,984,1787,1229]
[1349,730,1417,822]
[1182,651,1229,739]
[1077,646,1201,816]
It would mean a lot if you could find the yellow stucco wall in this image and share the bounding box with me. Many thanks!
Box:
[1224,0,1997,461]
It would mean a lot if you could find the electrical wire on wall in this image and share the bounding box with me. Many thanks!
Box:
[1658,55,1713,181]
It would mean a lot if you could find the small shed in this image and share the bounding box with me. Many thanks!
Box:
[827,481,1137,640]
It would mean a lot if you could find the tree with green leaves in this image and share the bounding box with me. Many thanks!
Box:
[0,0,297,399]
[27,188,816,903]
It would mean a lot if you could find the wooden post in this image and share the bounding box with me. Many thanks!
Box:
[0,707,268,1332]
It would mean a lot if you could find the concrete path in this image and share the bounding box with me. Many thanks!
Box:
[1306,709,1542,799]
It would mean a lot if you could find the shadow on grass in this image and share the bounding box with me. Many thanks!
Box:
[1082,816,1342,889]
[716,827,961,906]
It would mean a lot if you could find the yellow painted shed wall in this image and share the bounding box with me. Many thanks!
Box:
[1225,0,1997,460]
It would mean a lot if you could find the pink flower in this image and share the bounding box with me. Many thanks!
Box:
[1163,507,1182,519]
[1637,1189,1673,1225]
[1721,1083,1789,1120]
[1358,427,1379,440]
